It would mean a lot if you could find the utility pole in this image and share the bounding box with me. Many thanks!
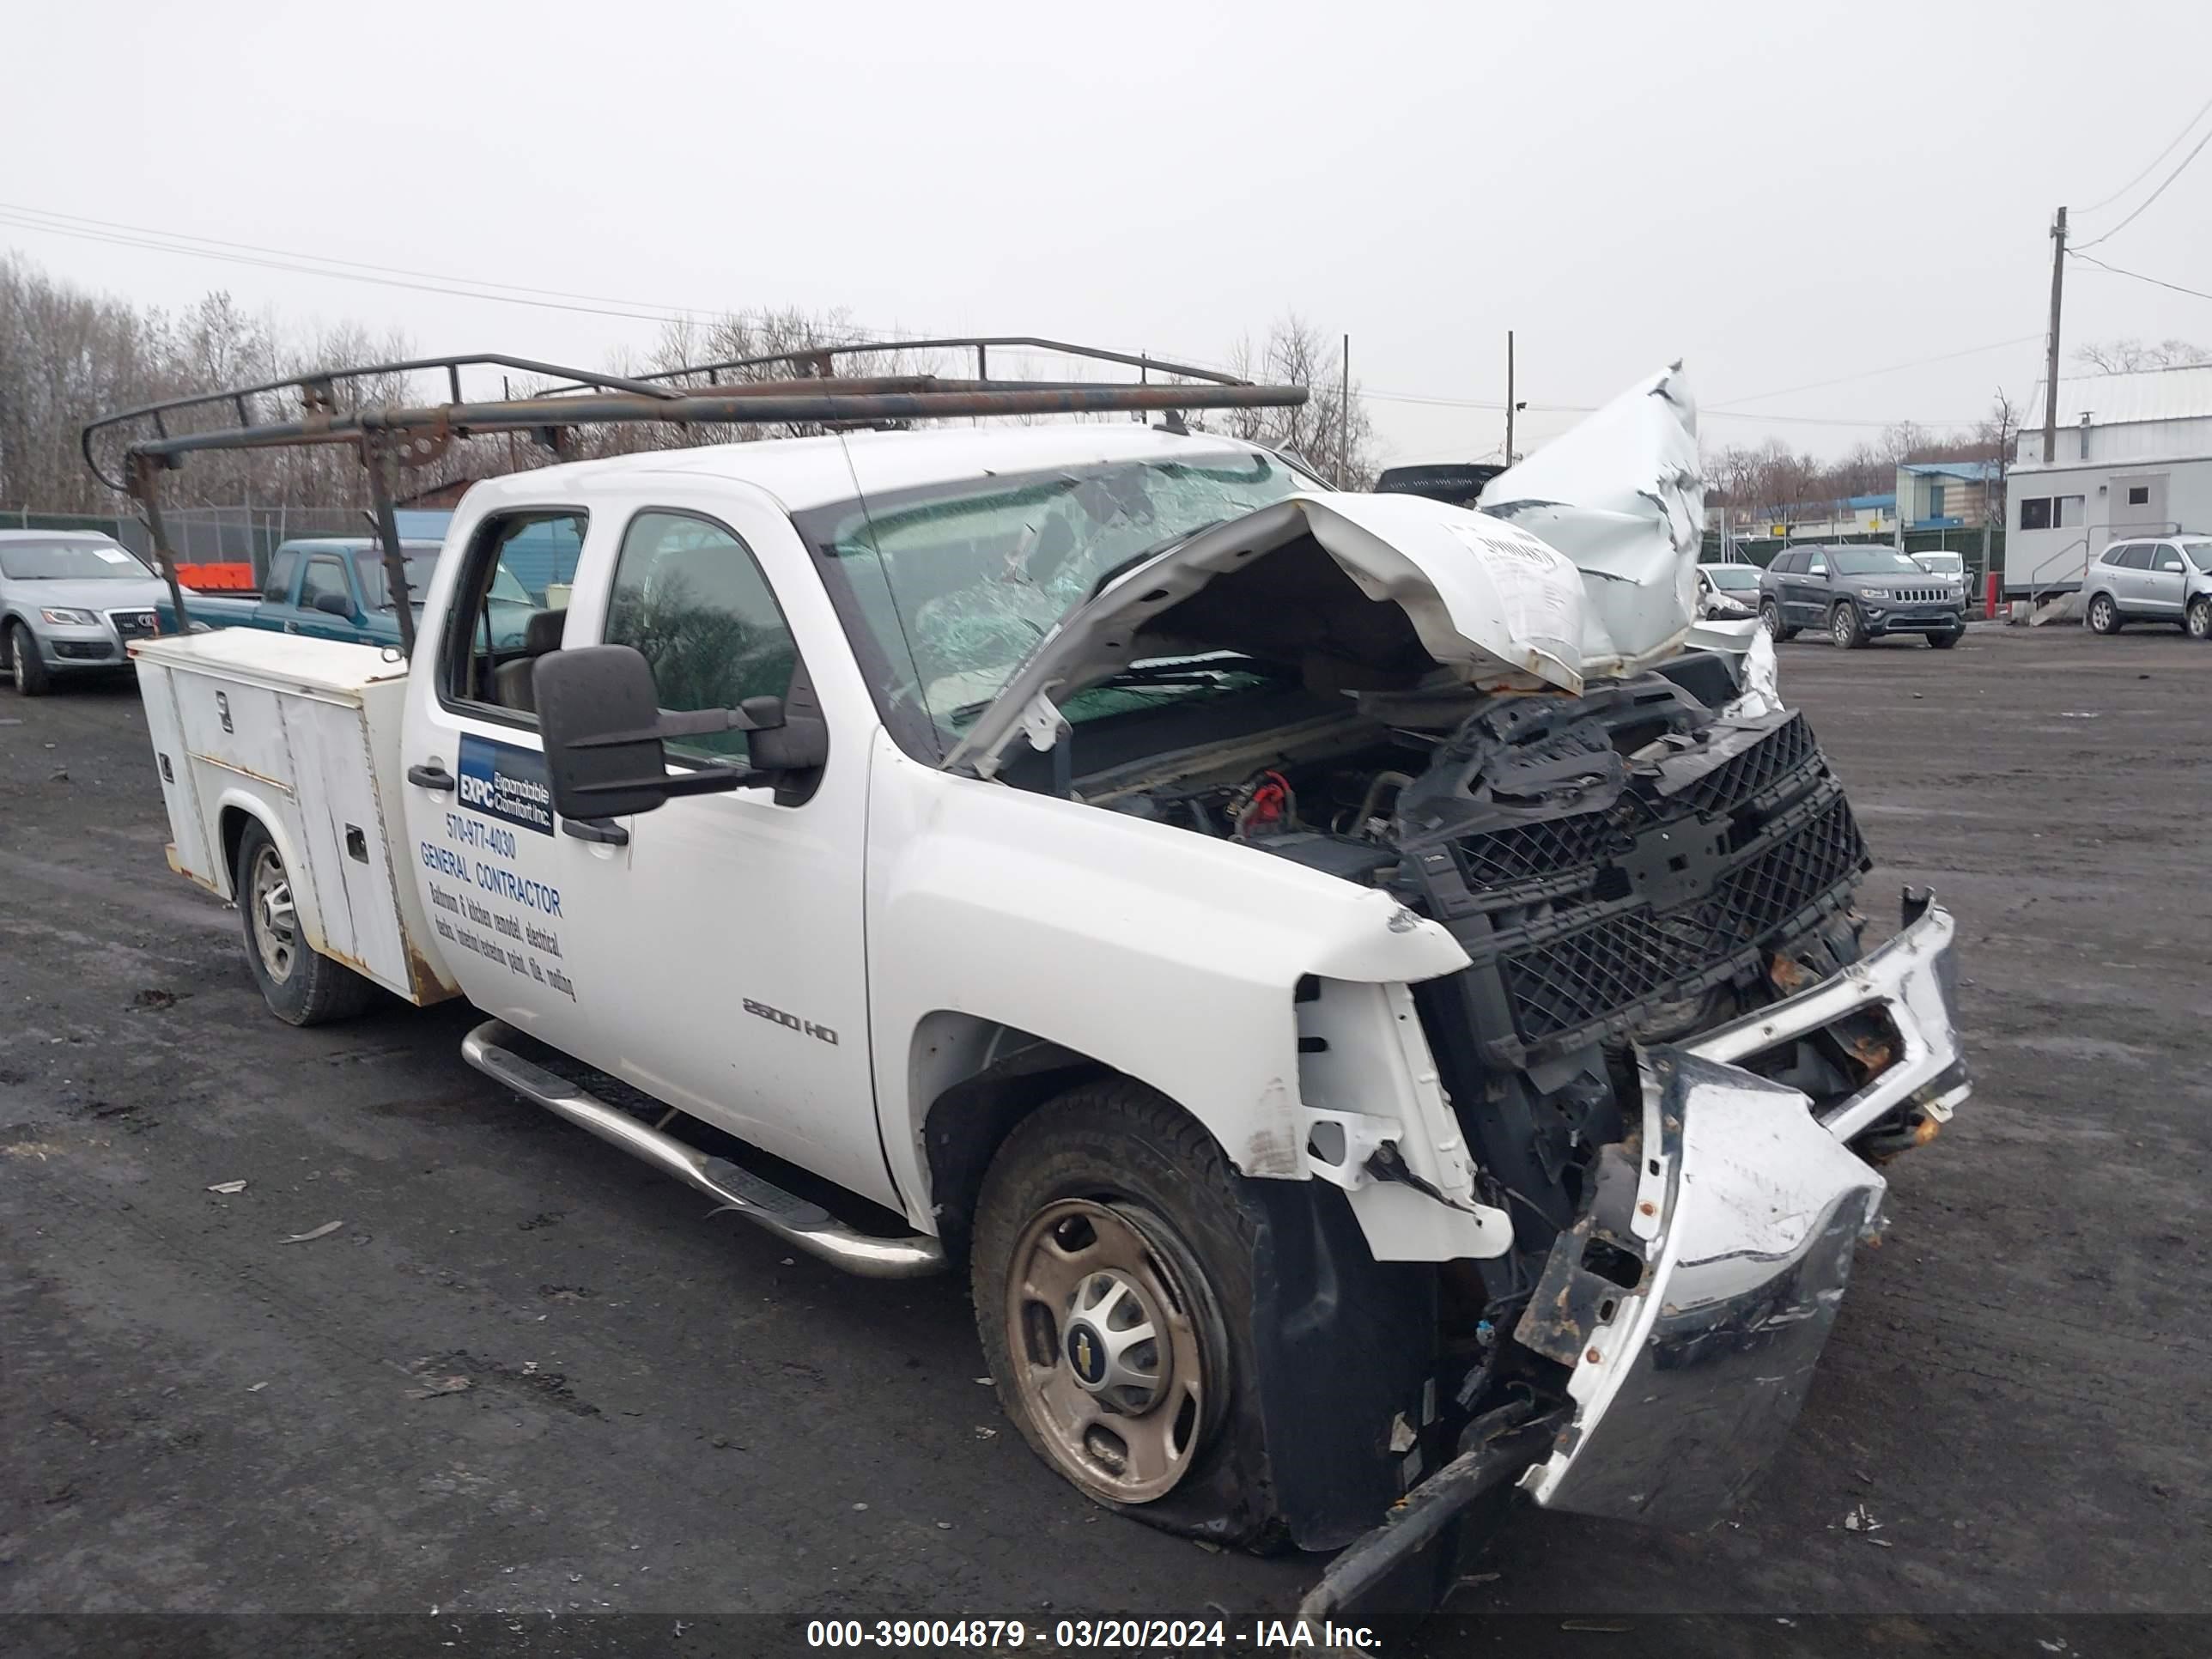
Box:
[1504,330,1516,466]
[1340,333,1351,487]
[2041,206,2067,465]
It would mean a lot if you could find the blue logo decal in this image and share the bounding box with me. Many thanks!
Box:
[456,733,555,836]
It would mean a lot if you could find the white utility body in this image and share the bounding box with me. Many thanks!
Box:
[125,374,1970,1577]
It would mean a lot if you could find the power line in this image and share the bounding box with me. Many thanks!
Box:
[1706,334,2042,410]
[2074,121,2212,251]
[2075,92,2212,216]
[2069,250,2212,305]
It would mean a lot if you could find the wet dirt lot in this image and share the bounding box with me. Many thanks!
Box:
[3,625,2207,1651]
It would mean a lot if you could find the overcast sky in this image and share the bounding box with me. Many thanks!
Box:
[7,0,2211,466]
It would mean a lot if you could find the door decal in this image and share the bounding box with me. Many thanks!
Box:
[457,732,555,836]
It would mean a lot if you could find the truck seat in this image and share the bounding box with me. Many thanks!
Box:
[495,610,567,714]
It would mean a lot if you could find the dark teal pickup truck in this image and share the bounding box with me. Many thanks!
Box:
[159,536,538,648]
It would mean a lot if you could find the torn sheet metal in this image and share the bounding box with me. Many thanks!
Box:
[1479,362,1705,681]
[947,493,1588,777]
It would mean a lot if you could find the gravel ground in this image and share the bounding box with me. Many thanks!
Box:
[2,624,2207,1653]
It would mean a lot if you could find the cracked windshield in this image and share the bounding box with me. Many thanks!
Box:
[817,448,1310,743]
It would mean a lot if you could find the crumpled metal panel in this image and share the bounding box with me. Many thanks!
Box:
[1479,362,1706,681]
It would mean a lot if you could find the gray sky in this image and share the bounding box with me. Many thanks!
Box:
[8,0,2211,465]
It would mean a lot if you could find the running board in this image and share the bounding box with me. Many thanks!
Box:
[461,1018,946,1279]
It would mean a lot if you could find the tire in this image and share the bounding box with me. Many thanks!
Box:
[2087,592,2121,635]
[2188,598,2211,641]
[1759,599,1797,642]
[7,622,52,696]
[1926,629,1960,650]
[1830,600,1868,650]
[234,818,376,1026]
[970,1078,1283,1548]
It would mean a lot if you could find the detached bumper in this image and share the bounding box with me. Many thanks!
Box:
[1517,899,1968,1525]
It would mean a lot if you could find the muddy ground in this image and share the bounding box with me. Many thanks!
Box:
[2,625,2207,1654]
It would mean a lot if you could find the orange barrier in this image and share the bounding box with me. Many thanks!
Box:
[175,562,257,592]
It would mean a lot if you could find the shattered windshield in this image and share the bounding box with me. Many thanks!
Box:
[808,449,1310,740]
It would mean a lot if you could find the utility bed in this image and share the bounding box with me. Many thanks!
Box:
[132,631,453,1005]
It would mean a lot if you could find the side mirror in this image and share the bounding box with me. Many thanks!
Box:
[313,591,355,617]
[532,644,824,823]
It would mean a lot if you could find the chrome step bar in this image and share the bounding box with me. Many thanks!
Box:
[461,1018,946,1279]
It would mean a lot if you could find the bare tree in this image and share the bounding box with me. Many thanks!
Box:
[2073,337,2212,374]
[1215,315,1376,485]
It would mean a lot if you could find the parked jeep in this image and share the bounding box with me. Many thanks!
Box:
[1759,544,1966,648]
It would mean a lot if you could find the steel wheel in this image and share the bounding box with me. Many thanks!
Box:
[1004,1197,1216,1505]
[247,842,299,984]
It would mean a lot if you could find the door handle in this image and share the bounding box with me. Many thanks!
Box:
[407,762,455,792]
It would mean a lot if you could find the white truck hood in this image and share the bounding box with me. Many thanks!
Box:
[946,362,1707,780]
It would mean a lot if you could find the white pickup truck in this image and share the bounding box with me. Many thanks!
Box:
[109,351,1968,1603]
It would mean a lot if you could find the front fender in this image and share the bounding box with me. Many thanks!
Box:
[865,732,1468,1224]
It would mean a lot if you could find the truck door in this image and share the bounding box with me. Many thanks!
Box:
[295,553,358,639]
[400,488,894,1212]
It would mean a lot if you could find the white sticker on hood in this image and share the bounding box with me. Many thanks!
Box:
[1437,520,1583,665]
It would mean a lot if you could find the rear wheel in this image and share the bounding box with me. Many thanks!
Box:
[1830,600,1868,649]
[971,1079,1281,1547]
[6,622,52,696]
[2087,592,2121,635]
[2188,598,2211,641]
[1759,599,1797,642]
[235,819,375,1025]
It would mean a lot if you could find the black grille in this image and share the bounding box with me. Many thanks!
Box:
[108,610,156,639]
[1500,793,1868,1045]
[1453,814,1615,888]
[1674,712,1815,816]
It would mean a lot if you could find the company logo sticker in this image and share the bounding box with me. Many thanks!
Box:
[456,733,554,836]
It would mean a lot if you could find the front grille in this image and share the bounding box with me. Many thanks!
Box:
[1500,793,1867,1045]
[1887,587,1954,605]
[1413,710,1873,1065]
[108,610,156,639]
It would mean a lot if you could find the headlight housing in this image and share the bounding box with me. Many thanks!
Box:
[40,606,100,626]
[1858,587,1894,600]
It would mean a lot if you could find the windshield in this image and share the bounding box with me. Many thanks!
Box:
[0,539,155,580]
[1831,548,1928,576]
[2184,540,2212,574]
[353,548,441,609]
[1704,565,1759,590]
[807,449,1310,738]
[1913,552,1964,574]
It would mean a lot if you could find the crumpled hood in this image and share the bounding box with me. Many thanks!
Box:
[7,576,172,613]
[945,492,1589,777]
[1478,362,1705,678]
[945,362,1710,779]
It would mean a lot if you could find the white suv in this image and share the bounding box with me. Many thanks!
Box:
[2082,535,2212,638]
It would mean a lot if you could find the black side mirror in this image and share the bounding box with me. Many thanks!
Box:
[313,591,355,617]
[532,644,823,823]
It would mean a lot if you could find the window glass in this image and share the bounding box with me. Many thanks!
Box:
[301,557,351,611]
[605,510,797,764]
[2181,540,2212,573]
[355,544,441,610]
[2057,495,2084,527]
[2019,497,2052,531]
[2151,546,2184,573]
[2100,544,2131,566]
[2121,546,2154,571]
[0,539,152,580]
[1806,552,1828,574]
[2127,485,2150,507]
[441,511,588,718]
[1831,548,1926,575]
[262,548,300,602]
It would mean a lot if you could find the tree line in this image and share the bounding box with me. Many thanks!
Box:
[0,252,1379,515]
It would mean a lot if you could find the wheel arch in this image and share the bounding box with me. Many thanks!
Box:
[216,793,329,957]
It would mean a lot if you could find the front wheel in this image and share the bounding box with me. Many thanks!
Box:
[2087,592,2121,635]
[6,622,52,696]
[1831,600,1868,649]
[1760,599,1798,642]
[1927,629,1960,650]
[2188,598,2211,641]
[235,819,375,1025]
[970,1079,1282,1547]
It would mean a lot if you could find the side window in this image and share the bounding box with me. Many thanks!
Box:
[1806,552,1828,576]
[2100,544,2131,566]
[604,510,798,765]
[439,509,589,721]
[262,548,299,603]
[2121,545,2154,570]
[300,556,350,612]
[2152,545,2184,573]
[2019,497,2051,531]
[1770,551,1796,574]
